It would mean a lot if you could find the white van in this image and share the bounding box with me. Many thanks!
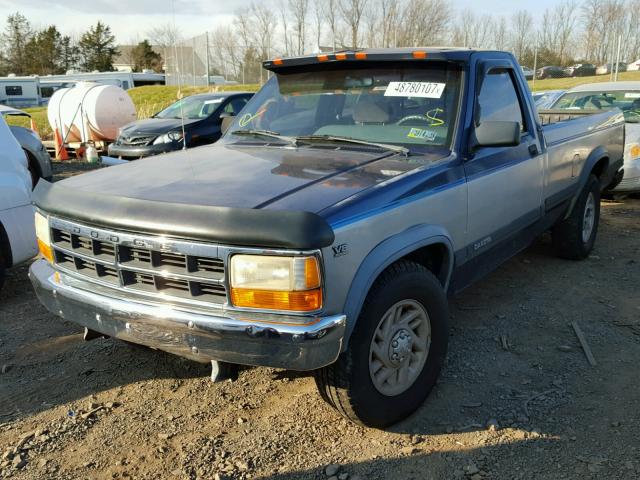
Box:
[0,114,37,291]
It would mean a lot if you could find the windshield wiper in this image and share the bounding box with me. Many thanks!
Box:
[230,129,297,146]
[294,135,410,156]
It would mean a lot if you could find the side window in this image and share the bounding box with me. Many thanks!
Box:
[476,70,525,131]
[6,86,23,96]
[224,97,248,115]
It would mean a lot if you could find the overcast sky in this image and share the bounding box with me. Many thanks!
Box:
[0,0,563,43]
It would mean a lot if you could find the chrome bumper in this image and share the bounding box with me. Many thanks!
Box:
[29,260,346,370]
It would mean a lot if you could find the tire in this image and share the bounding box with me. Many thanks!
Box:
[314,260,449,428]
[552,174,600,260]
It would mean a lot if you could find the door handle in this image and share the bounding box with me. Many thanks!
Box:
[528,144,539,156]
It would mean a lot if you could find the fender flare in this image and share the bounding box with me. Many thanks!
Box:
[580,146,609,188]
[341,224,454,346]
[566,146,609,217]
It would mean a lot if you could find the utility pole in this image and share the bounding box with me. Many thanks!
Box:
[205,31,210,86]
[614,34,622,82]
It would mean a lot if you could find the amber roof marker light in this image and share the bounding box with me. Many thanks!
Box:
[273,58,284,65]
[355,51,367,60]
[413,51,428,59]
[317,54,330,62]
[335,52,347,61]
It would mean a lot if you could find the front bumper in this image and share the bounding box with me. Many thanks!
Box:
[29,260,346,370]
[107,141,179,159]
[613,157,640,192]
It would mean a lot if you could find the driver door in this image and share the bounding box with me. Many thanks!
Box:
[463,63,544,266]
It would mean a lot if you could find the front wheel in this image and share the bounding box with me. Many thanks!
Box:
[552,174,601,260]
[314,260,449,428]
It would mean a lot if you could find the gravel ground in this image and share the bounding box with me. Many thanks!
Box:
[0,162,639,479]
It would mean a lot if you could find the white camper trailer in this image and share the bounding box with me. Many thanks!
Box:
[0,76,42,108]
[40,71,165,92]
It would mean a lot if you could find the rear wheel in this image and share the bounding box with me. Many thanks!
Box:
[314,260,449,428]
[552,174,600,260]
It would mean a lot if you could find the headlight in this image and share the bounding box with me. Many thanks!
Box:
[153,131,183,144]
[229,255,322,312]
[168,130,183,141]
[35,211,53,263]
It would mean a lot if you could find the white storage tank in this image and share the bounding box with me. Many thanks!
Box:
[47,82,137,142]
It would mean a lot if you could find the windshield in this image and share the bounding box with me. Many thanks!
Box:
[552,90,640,123]
[225,62,462,152]
[155,96,224,120]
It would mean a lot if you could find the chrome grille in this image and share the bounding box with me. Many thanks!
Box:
[49,218,227,305]
[120,135,156,146]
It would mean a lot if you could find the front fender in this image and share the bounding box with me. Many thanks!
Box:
[341,224,454,347]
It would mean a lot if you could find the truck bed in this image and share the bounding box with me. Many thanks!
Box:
[539,108,625,206]
[539,108,624,146]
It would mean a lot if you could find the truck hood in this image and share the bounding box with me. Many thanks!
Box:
[59,142,432,213]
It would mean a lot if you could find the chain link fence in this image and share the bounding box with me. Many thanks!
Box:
[164,32,268,87]
[164,32,640,89]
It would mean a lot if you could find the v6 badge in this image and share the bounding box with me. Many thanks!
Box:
[332,244,349,257]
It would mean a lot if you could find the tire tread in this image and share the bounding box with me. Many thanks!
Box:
[314,260,442,426]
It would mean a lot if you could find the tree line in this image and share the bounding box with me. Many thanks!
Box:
[201,0,640,83]
[2,0,639,81]
[0,13,162,76]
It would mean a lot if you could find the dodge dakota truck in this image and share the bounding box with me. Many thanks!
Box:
[30,48,624,428]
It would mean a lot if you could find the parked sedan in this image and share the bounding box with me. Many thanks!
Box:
[550,81,640,192]
[108,92,254,160]
[596,63,628,75]
[563,63,596,77]
[0,105,53,188]
[536,66,565,79]
[521,65,534,80]
[532,90,566,109]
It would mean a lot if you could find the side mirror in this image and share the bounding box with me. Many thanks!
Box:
[472,121,521,149]
[219,112,235,134]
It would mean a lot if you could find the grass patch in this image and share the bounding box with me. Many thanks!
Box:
[528,70,640,91]
[5,83,260,141]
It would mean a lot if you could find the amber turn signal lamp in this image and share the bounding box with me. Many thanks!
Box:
[230,288,323,312]
[38,239,53,263]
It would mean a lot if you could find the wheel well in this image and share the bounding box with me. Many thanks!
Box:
[0,222,13,268]
[400,243,450,287]
[23,148,42,176]
[590,157,608,183]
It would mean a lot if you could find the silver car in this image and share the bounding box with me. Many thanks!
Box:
[550,82,640,192]
[0,105,53,188]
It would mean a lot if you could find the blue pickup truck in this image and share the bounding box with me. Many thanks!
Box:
[30,48,624,428]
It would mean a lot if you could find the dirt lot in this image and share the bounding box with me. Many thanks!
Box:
[1,163,639,479]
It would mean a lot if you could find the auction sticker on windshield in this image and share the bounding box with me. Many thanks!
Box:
[384,82,445,98]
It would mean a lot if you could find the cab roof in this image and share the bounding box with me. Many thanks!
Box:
[263,47,506,71]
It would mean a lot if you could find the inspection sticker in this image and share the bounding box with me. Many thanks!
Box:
[407,128,437,141]
[384,82,445,98]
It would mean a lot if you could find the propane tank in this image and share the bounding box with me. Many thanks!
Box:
[47,82,137,143]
